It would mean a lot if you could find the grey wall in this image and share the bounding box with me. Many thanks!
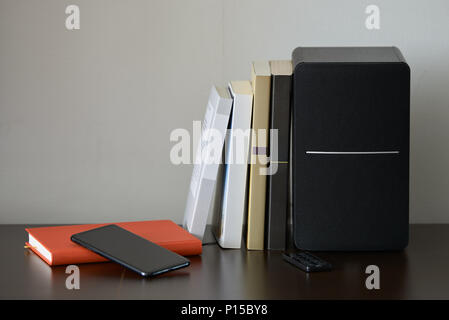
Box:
[0,0,448,224]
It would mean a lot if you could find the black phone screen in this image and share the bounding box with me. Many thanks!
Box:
[71,224,190,277]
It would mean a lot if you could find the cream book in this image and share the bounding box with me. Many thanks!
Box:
[183,85,233,240]
[212,81,253,248]
[246,61,271,250]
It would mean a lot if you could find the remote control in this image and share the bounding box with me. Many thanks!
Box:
[283,252,332,273]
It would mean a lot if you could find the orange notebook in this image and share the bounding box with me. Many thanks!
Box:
[25,220,202,266]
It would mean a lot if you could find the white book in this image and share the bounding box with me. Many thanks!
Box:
[183,85,233,240]
[213,81,253,248]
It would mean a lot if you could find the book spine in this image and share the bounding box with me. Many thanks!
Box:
[214,82,253,248]
[183,86,232,240]
[247,70,271,250]
[265,74,292,250]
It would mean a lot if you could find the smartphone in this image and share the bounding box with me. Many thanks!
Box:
[71,224,190,277]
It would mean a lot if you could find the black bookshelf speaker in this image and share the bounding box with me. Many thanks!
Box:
[291,47,410,251]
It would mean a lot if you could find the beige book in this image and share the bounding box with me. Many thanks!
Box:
[246,61,271,250]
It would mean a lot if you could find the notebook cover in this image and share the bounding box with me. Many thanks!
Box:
[212,81,253,249]
[183,85,233,240]
[25,220,202,266]
[265,69,292,250]
[247,61,271,250]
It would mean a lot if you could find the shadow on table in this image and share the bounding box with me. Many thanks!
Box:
[24,248,201,283]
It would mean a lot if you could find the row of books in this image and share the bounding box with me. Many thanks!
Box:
[25,61,292,267]
[183,60,292,250]
[25,61,291,266]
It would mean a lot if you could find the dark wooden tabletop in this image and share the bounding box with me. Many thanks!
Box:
[1,224,448,299]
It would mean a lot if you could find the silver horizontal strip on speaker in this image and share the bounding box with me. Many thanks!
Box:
[306,151,400,155]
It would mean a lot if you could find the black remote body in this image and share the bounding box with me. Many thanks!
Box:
[283,252,332,273]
